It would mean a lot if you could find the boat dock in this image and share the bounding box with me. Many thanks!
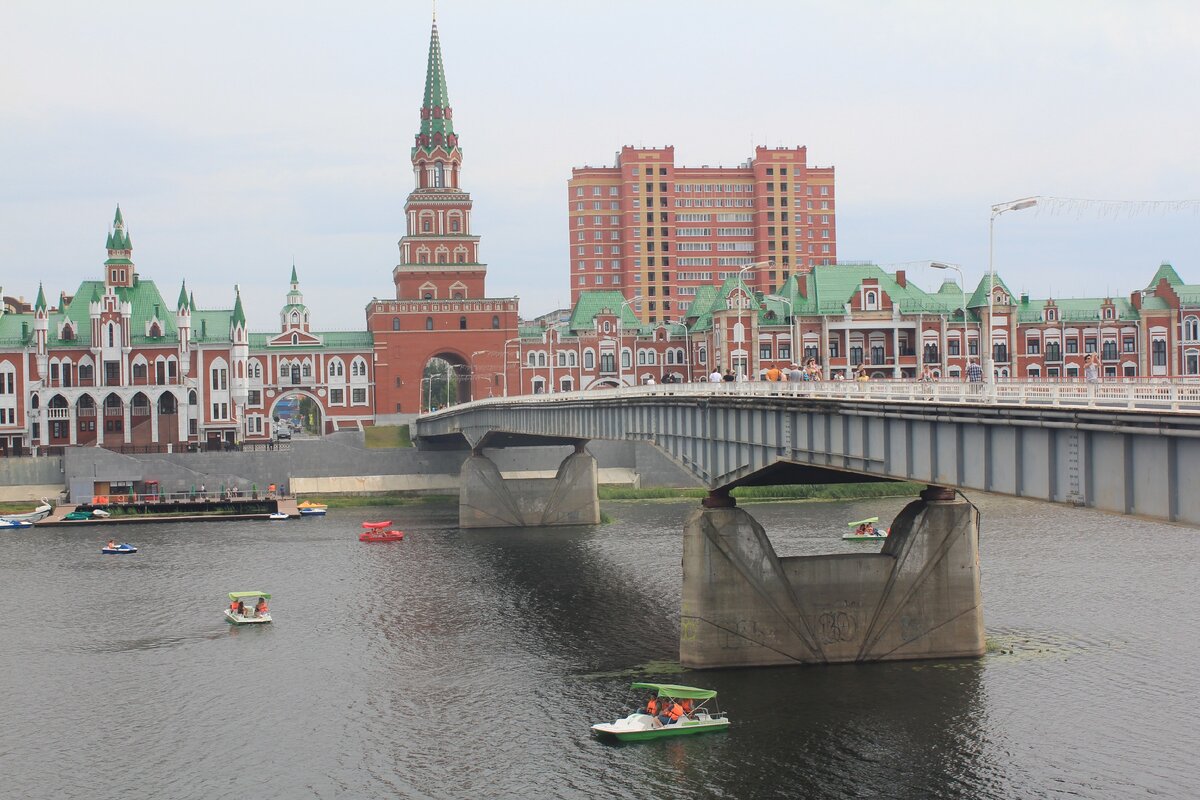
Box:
[35,496,301,526]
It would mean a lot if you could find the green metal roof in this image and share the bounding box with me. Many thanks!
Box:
[247,331,373,350]
[1015,296,1139,323]
[567,290,644,333]
[1146,262,1183,288]
[48,279,178,346]
[0,312,32,346]
[967,273,1017,309]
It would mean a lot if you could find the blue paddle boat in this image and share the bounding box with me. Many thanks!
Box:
[101,540,138,554]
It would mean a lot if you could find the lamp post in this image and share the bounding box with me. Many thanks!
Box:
[618,295,642,386]
[988,197,1038,385]
[765,293,794,369]
[929,262,966,375]
[470,350,490,399]
[734,261,773,379]
[501,336,521,396]
[675,318,693,382]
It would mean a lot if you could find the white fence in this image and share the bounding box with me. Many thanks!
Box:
[426,379,1200,417]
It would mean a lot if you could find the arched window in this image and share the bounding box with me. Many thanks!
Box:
[865,291,877,309]
[392,317,400,331]
[107,323,116,347]
[1185,316,1200,341]
[435,162,445,188]
[450,217,461,232]
[149,322,161,337]
[492,315,500,329]
[527,352,537,367]
[426,317,434,331]
[459,316,467,330]
[537,353,546,367]
[621,350,632,368]
[291,333,299,345]
[584,350,595,369]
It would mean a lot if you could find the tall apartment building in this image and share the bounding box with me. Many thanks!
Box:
[568,145,836,323]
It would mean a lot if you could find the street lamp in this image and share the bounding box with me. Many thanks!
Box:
[501,336,521,396]
[765,293,794,368]
[929,262,966,375]
[618,295,642,386]
[733,261,772,379]
[988,197,1038,385]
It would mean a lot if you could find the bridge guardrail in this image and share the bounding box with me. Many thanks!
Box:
[422,379,1200,419]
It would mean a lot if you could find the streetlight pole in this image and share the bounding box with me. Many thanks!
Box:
[930,262,966,375]
[470,350,490,399]
[618,295,642,387]
[765,293,794,368]
[734,261,773,379]
[501,337,520,397]
[987,197,1038,385]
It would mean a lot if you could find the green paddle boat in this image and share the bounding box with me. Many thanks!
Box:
[843,516,888,541]
[591,683,729,741]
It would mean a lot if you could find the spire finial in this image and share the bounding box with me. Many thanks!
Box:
[433,0,437,23]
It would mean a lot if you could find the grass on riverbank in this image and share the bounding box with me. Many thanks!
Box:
[598,482,925,502]
[294,493,455,509]
[363,425,412,448]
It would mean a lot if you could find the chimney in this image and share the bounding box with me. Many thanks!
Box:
[796,273,808,298]
[895,270,906,288]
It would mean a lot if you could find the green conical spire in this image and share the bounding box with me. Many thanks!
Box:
[413,17,458,157]
[34,283,47,312]
[290,263,298,285]
[114,205,124,227]
[232,286,246,328]
[190,291,196,312]
[178,281,189,311]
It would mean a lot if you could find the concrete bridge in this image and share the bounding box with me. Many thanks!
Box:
[415,380,1200,669]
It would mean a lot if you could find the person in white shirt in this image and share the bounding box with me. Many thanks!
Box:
[710,369,722,383]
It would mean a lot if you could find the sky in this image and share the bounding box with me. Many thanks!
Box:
[3,0,1199,331]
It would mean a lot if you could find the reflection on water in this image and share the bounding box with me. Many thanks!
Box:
[1,494,1197,799]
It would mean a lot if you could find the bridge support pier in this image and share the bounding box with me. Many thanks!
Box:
[459,445,600,529]
[680,486,983,668]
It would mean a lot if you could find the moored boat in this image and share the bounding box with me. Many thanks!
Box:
[297,501,328,516]
[0,518,34,529]
[0,500,53,525]
[843,517,888,541]
[268,512,289,520]
[224,592,272,625]
[591,683,729,742]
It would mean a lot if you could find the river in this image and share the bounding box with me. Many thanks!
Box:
[1,494,1197,799]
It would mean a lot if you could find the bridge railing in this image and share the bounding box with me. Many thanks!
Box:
[424,379,1200,419]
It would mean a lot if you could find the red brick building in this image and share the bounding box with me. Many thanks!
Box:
[366,18,519,414]
[568,145,837,324]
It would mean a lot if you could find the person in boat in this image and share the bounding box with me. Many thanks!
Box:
[236,600,246,617]
[640,692,660,717]
[679,698,694,719]
[106,539,117,550]
[255,597,269,617]
[658,699,685,726]
[855,523,870,536]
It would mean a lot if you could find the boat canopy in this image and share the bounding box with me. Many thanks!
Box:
[362,521,392,528]
[630,682,717,700]
[848,517,879,526]
[297,501,327,509]
[228,591,271,600]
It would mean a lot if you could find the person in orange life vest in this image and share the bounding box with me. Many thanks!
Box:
[255,597,269,616]
[230,598,239,614]
[641,693,660,716]
[679,698,694,718]
[659,700,685,725]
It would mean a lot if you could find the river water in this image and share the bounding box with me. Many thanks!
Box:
[2,495,1197,799]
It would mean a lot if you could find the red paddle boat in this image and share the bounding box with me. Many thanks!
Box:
[359,520,405,542]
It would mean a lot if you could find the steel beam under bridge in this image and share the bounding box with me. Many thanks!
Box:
[416,389,1200,526]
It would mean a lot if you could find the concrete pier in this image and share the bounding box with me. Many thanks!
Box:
[679,487,984,668]
[459,447,600,529]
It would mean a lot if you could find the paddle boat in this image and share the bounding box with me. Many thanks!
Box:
[0,500,53,525]
[268,512,290,520]
[91,508,111,518]
[359,521,405,542]
[297,501,328,517]
[0,518,34,529]
[591,683,730,742]
[224,592,272,625]
[101,541,138,554]
[843,517,888,541]
[64,510,94,521]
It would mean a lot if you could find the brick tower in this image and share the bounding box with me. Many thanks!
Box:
[368,15,519,416]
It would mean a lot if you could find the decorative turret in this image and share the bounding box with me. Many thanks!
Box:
[411,16,461,190]
[230,285,250,420]
[176,280,192,372]
[104,204,136,288]
[33,283,48,358]
[231,285,247,343]
[280,264,311,333]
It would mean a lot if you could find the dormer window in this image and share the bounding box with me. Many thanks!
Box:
[1046,308,1057,322]
[1103,307,1114,320]
[603,321,612,333]
[864,290,878,310]
[149,323,161,338]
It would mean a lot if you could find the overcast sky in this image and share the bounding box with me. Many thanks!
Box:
[4,0,1198,331]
